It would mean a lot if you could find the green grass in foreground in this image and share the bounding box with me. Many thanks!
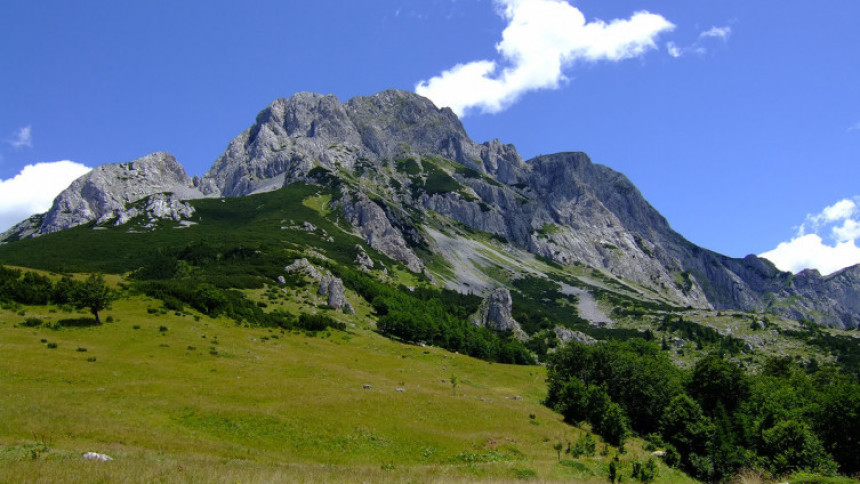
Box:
[0,294,696,483]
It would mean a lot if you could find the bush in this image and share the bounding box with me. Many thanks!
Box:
[297,313,345,332]
[570,433,596,457]
[20,317,43,327]
[632,458,658,482]
[56,317,100,327]
[760,420,837,477]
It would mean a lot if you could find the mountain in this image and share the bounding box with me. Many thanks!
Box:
[2,89,858,329]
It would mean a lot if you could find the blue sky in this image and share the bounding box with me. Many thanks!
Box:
[1,0,859,274]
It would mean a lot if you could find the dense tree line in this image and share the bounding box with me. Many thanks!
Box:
[336,267,534,365]
[1,266,115,323]
[135,280,344,332]
[545,339,859,481]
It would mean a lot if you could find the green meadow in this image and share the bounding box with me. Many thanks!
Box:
[0,290,694,483]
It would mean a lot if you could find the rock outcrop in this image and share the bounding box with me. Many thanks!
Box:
[470,288,528,341]
[355,245,375,271]
[285,258,355,315]
[554,326,597,346]
[284,258,323,281]
[318,275,355,314]
[96,193,196,227]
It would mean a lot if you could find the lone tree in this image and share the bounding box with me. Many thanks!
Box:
[71,274,115,324]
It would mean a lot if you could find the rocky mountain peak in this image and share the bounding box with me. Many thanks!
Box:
[200,89,525,198]
[4,152,203,239]
[344,89,476,163]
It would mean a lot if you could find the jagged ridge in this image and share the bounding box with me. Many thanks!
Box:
[2,90,858,328]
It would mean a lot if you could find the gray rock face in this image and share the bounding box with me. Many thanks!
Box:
[96,193,195,226]
[338,190,424,273]
[471,288,527,341]
[201,92,366,197]
[200,89,525,198]
[5,152,203,239]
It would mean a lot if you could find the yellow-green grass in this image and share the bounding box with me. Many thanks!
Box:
[1,295,695,482]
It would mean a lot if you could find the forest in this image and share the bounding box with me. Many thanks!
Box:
[545,339,860,481]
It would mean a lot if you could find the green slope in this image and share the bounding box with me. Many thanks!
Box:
[0,294,694,483]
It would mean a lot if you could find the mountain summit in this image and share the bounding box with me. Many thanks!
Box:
[2,89,858,328]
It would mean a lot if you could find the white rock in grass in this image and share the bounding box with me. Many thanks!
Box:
[82,452,113,462]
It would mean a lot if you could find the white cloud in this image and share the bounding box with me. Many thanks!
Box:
[760,235,860,276]
[7,126,33,148]
[666,42,682,58]
[760,197,860,275]
[819,199,856,223]
[848,122,860,132]
[833,219,860,243]
[415,0,674,116]
[666,25,731,58]
[699,26,731,40]
[0,161,91,233]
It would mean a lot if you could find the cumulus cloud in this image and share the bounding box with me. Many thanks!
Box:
[699,26,731,40]
[415,0,674,116]
[0,161,91,233]
[760,197,860,275]
[7,126,33,148]
[665,25,730,58]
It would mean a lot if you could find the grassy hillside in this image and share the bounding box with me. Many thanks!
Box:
[2,182,858,482]
[0,292,694,483]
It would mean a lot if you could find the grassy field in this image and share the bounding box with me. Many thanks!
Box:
[0,290,695,483]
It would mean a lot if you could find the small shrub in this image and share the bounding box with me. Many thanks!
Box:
[86,357,96,362]
[57,317,100,327]
[632,458,657,483]
[105,316,114,323]
[158,325,168,332]
[132,324,141,330]
[46,342,57,349]
[570,433,596,457]
[40,338,47,343]
[76,347,87,352]
[20,317,43,327]
[146,307,158,314]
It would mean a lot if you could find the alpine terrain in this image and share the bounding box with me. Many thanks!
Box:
[1,89,858,483]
